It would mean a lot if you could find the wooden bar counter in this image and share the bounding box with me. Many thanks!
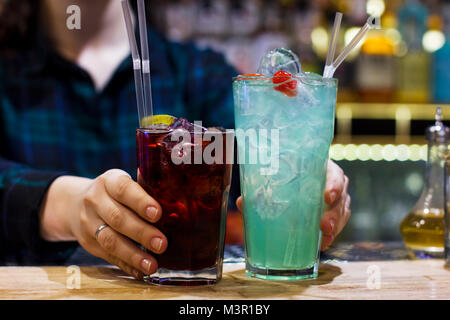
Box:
[1,243,450,300]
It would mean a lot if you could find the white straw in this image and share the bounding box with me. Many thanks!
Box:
[121,0,145,127]
[324,16,377,78]
[137,0,154,126]
[323,12,343,78]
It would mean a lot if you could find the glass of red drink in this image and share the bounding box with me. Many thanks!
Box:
[136,118,234,286]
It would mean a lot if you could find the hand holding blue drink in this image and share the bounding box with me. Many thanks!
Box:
[233,12,374,280]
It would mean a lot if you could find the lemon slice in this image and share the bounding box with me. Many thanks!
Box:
[141,115,176,128]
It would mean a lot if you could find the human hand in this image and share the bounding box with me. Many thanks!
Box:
[39,169,167,280]
[235,160,350,251]
[320,160,351,251]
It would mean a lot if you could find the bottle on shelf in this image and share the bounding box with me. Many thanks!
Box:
[400,107,449,259]
[395,0,430,103]
[355,27,396,102]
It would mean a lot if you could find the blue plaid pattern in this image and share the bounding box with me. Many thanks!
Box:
[0,28,237,264]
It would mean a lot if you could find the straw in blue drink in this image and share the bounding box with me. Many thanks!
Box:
[323,15,377,78]
[323,12,343,79]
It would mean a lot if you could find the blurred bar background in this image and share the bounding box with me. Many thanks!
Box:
[149,0,450,244]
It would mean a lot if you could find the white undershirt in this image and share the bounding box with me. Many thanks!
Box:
[43,0,134,92]
[72,0,132,92]
[76,37,131,92]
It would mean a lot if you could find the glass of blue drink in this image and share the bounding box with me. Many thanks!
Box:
[233,57,337,280]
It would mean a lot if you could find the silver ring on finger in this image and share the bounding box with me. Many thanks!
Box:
[95,223,109,241]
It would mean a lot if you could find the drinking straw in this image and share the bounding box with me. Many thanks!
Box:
[121,0,145,127]
[323,12,343,79]
[283,222,298,267]
[323,16,377,78]
[137,0,154,126]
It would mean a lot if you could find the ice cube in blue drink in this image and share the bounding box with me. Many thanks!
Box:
[257,48,302,76]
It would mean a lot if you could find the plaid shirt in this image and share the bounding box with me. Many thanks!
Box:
[0,29,237,264]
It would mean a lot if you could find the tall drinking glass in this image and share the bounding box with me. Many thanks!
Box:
[233,73,337,280]
[136,124,234,285]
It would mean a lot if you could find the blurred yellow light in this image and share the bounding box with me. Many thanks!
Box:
[394,40,408,57]
[336,106,352,119]
[356,144,371,161]
[422,30,446,53]
[428,14,443,31]
[361,32,395,55]
[405,172,424,194]
[366,0,385,17]
[382,12,397,29]
[330,144,345,161]
[311,27,329,57]
[419,145,427,160]
[370,144,383,161]
[397,145,410,161]
[385,28,402,46]
[382,144,397,161]
[330,144,427,161]
[344,144,358,161]
[409,145,422,161]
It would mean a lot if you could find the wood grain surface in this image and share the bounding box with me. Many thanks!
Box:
[1,260,449,300]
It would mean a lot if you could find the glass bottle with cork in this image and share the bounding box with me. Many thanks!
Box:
[400,107,449,259]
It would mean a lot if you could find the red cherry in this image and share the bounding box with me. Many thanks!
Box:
[272,70,298,97]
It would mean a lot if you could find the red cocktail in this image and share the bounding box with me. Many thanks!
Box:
[136,118,233,286]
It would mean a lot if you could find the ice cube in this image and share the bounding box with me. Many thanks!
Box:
[169,118,206,132]
[257,48,302,76]
[252,184,290,220]
[269,152,299,186]
[298,177,323,225]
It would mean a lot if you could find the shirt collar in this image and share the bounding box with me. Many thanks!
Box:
[17,26,169,78]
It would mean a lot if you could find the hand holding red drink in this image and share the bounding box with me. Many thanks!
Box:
[39,170,168,280]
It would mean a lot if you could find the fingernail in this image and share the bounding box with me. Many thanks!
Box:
[151,237,163,252]
[141,259,152,273]
[146,206,158,221]
[329,191,337,203]
[329,219,336,232]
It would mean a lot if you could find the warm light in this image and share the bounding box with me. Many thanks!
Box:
[385,28,402,46]
[394,40,408,57]
[420,145,427,160]
[428,14,443,31]
[330,144,345,161]
[366,0,385,17]
[344,144,358,161]
[422,30,446,53]
[330,144,427,161]
[397,145,410,161]
[311,27,329,57]
[356,144,371,161]
[405,172,423,195]
[369,144,383,161]
[382,12,397,29]
[409,145,422,161]
[336,106,352,119]
[382,144,397,161]
[361,32,395,55]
